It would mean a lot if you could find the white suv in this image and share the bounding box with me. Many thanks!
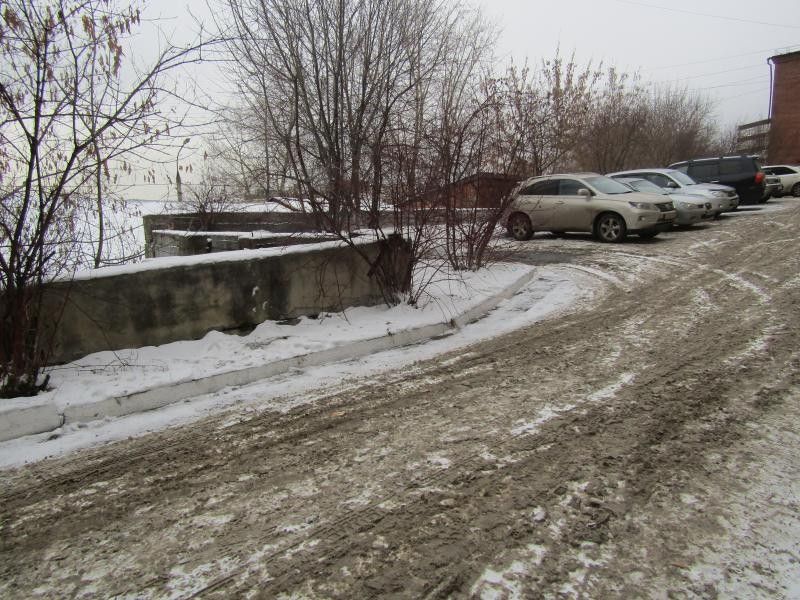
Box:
[763,165,800,197]
[506,173,677,243]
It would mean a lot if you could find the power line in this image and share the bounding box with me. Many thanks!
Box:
[642,47,784,71]
[716,87,771,102]
[651,63,766,83]
[614,0,800,30]
[690,76,769,91]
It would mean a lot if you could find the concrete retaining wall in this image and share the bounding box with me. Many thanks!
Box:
[149,230,341,257]
[41,238,409,364]
[142,211,401,257]
[143,212,326,257]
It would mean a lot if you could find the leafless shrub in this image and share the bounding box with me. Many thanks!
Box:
[0,0,206,397]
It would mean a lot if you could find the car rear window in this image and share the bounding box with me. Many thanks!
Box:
[689,163,718,179]
[768,166,791,175]
[719,159,743,175]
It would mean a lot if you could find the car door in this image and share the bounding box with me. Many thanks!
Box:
[515,179,560,230]
[550,178,594,232]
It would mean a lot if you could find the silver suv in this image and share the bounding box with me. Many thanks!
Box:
[607,168,738,217]
[506,173,677,243]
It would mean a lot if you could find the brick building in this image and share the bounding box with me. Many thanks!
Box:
[430,172,521,209]
[768,50,800,164]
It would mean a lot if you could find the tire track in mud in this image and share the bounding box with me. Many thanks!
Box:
[189,215,798,597]
[213,275,794,598]
[2,202,799,598]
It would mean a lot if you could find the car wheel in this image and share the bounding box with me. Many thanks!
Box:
[508,213,533,241]
[594,213,626,243]
[793,183,800,198]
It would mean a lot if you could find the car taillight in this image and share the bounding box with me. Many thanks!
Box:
[755,171,765,184]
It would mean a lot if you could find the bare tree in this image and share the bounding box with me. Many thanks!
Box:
[222,0,498,300]
[491,53,601,178]
[173,157,242,230]
[0,0,205,397]
[635,84,718,167]
[574,68,649,173]
[710,122,741,156]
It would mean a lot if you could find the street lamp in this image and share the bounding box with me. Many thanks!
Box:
[176,137,190,204]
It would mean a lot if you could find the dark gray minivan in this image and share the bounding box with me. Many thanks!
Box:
[668,156,766,204]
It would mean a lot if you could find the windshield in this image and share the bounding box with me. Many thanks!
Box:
[622,179,667,195]
[584,176,633,195]
[668,170,697,186]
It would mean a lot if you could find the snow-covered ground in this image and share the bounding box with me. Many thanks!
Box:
[0,262,596,469]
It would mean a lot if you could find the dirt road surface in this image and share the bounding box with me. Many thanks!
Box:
[2,201,800,599]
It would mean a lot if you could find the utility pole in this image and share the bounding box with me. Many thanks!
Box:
[176,137,190,203]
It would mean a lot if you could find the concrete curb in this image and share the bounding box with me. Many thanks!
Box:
[2,269,537,442]
[0,398,64,443]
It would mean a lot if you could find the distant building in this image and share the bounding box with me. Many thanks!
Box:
[427,172,521,209]
[736,119,770,158]
[768,50,800,164]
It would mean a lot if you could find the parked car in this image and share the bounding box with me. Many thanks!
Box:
[613,177,712,226]
[762,174,783,201]
[667,155,766,204]
[762,165,800,197]
[506,173,676,243]
[607,168,738,217]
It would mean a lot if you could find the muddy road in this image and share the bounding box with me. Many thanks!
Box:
[2,201,800,598]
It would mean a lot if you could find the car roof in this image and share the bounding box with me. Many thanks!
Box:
[607,168,679,176]
[670,155,760,165]
[518,172,602,185]
[526,172,601,179]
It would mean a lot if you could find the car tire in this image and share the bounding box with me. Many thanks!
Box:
[508,213,533,241]
[793,183,800,198]
[594,212,626,243]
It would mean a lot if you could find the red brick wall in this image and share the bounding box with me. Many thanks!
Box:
[769,52,800,164]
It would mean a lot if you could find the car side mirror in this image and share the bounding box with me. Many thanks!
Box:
[664,181,679,189]
[578,188,592,198]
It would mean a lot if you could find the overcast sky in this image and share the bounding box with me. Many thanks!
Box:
[473,0,799,125]
[155,0,799,124]
[129,0,799,200]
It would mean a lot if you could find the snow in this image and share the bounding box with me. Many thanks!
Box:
[67,235,373,281]
[152,229,338,241]
[0,263,594,469]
